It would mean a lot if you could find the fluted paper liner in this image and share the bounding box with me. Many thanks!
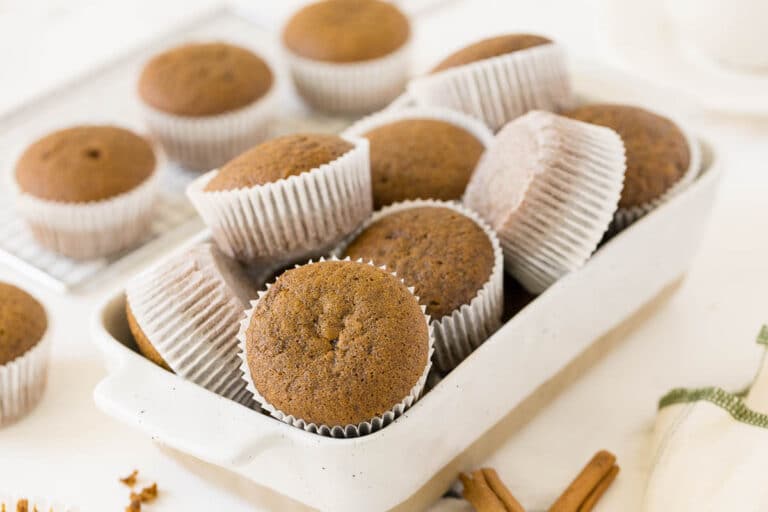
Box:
[237,257,434,438]
[187,137,372,266]
[342,104,495,148]
[0,496,75,511]
[141,87,279,172]
[465,111,626,295]
[13,169,158,260]
[333,199,503,374]
[0,330,51,426]
[612,122,702,232]
[407,43,573,131]
[126,243,257,406]
[285,42,411,115]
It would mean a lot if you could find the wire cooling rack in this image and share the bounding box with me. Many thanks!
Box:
[0,7,356,293]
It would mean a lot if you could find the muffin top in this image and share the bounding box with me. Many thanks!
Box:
[0,282,47,365]
[431,33,552,73]
[245,260,429,427]
[139,42,273,117]
[283,0,410,63]
[564,104,691,208]
[204,133,353,191]
[362,118,485,209]
[15,125,156,203]
[344,206,494,319]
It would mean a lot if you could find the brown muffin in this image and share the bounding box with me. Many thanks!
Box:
[0,283,47,365]
[139,42,274,117]
[204,133,353,191]
[125,302,171,372]
[565,104,691,208]
[362,119,485,209]
[15,126,156,203]
[344,206,494,319]
[431,34,552,73]
[245,260,429,427]
[283,0,410,63]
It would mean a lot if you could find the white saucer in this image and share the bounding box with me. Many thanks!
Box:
[596,0,768,115]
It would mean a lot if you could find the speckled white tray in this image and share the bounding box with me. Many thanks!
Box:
[93,142,721,512]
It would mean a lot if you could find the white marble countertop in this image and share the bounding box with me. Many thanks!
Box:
[1,0,767,510]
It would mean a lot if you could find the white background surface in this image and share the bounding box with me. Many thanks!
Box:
[1,0,768,510]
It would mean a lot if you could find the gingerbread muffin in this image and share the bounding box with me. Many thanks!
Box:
[282,0,412,113]
[344,206,494,318]
[408,33,572,131]
[125,244,257,404]
[464,111,625,294]
[204,133,353,191]
[239,259,431,436]
[138,42,277,171]
[0,282,50,426]
[341,201,503,373]
[351,114,487,208]
[431,34,553,73]
[187,133,372,266]
[13,125,158,259]
[564,104,698,228]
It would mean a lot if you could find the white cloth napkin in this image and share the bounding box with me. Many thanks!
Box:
[644,326,768,511]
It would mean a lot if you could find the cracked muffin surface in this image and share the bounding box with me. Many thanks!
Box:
[344,206,494,319]
[245,260,429,427]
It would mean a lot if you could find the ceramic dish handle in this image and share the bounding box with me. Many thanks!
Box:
[94,356,281,468]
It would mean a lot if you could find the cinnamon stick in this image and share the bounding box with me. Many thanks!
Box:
[578,465,619,512]
[461,470,508,512]
[461,468,525,512]
[482,469,526,512]
[548,451,617,512]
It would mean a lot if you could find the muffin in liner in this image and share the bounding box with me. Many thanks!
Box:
[611,123,702,232]
[343,104,494,147]
[0,329,51,427]
[0,496,75,511]
[125,243,257,406]
[464,111,626,294]
[237,257,434,438]
[12,169,158,260]
[334,199,504,374]
[285,42,411,115]
[407,43,573,131]
[140,87,279,172]
[186,137,372,267]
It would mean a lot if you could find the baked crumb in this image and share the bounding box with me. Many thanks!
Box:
[137,484,158,503]
[16,499,27,512]
[124,495,141,512]
[120,470,139,487]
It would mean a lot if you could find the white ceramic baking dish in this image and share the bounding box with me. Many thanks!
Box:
[91,134,720,510]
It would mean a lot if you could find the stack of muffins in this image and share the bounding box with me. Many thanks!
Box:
[6,0,701,436]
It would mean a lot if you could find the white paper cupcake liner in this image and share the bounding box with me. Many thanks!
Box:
[0,495,75,511]
[333,199,504,374]
[12,170,158,260]
[141,87,279,172]
[0,330,51,427]
[407,43,573,131]
[125,243,257,406]
[611,123,703,232]
[186,137,373,266]
[465,111,626,295]
[285,42,411,115]
[237,257,434,438]
[342,104,495,148]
